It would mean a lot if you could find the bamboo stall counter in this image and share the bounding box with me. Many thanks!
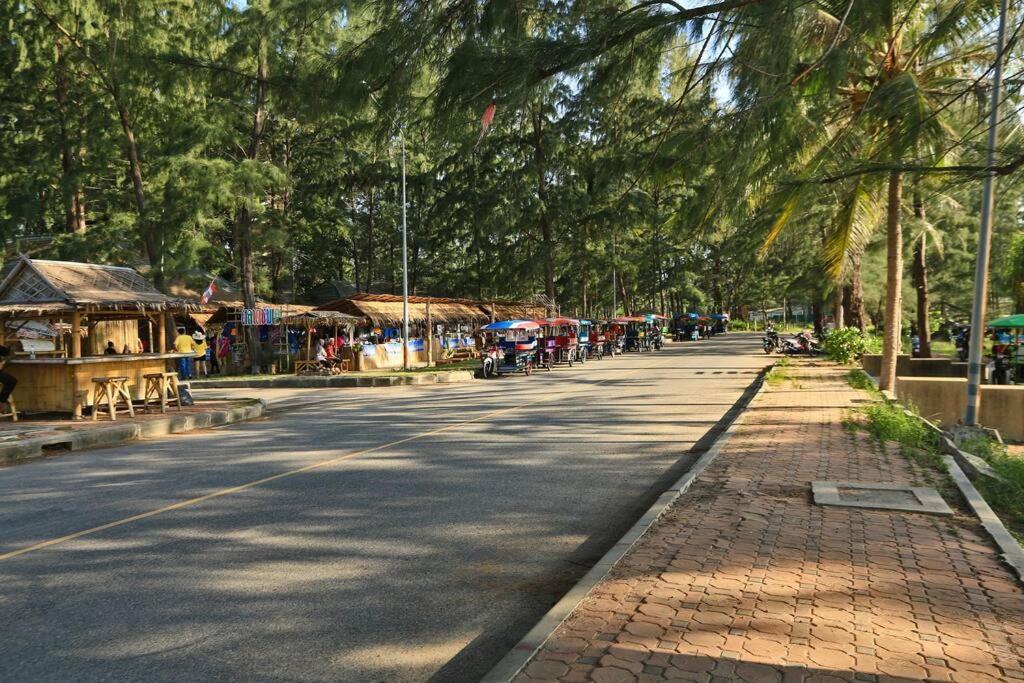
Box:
[7,353,192,416]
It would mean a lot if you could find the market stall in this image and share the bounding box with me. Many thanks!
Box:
[317,293,488,370]
[0,257,194,417]
[281,310,361,373]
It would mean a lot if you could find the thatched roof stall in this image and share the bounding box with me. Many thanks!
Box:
[281,310,362,327]
[0,257,194,316]
[318,293,488,327]
[479,299,548,321]
[0,257,197,418]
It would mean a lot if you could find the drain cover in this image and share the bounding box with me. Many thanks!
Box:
[812,481,953,515]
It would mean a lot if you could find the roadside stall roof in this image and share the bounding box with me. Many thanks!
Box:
[479,300,549,321]
[0,256,193,316]
[989,314,1024,328]
[281,310,362,326]
[318,293,488,327]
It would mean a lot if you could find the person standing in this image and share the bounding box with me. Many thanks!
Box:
[174,327,195,379]
[208,333,220,374]
[192,331,209,377]
[0,344,17,414]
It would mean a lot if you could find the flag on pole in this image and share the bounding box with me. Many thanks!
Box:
[475,100,496,148]
[200,278,217,305]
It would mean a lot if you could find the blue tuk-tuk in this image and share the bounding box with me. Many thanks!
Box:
[480,320,540,377]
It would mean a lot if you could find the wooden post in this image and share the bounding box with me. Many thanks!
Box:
[70,310,82,419]
[147,317,154,353]
[426,299,433,367]
[158,312,170,353]
[70,311,82,358]
[306,326,312,361]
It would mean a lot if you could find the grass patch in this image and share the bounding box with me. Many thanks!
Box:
[959,434,1024,542]
[846,369,878,394]
[859,401,947,472]
[766,357,794,387]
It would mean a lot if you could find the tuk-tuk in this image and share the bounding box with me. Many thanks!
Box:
[540,317,581,366]
[578,319,593,362]
[479,320,540,377]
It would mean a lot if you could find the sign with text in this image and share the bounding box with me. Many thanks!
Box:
[241,308,281,326]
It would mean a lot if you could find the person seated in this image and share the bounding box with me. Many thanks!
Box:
[104,341,118,355]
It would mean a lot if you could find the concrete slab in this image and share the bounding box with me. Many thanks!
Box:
[812,480,953,515]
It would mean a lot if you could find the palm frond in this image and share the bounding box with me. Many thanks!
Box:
[823,173,883,278]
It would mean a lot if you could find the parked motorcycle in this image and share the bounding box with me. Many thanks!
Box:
[762,330,781,354]
[954,327,970,362]
[783,331,823,356]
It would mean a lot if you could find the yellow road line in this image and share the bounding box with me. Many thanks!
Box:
[1,355,677,562]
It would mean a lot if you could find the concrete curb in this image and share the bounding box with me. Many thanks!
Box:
[943,454,1024,582]
[481,366,771,683]
[0,400,266,465]
[857,368,1024,584]
[192,370,475,389]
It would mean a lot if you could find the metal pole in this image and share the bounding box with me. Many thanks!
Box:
[965,0,1009,426]
[400,130,410,371]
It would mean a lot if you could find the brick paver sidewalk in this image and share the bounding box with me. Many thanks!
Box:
[516,364,1024,683]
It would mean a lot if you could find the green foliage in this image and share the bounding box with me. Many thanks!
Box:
[767,357,794,387]
[860,401,941,457]
[846,369,878,394]
[823,328,871,364]
[961,436,1024,538]
[0,0,1019,323]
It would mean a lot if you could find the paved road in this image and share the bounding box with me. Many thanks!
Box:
[0,334,770,682]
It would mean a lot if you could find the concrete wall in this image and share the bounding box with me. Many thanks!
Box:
[863,355,985,380]
[907,358,953,377]
[894,377,1024,442]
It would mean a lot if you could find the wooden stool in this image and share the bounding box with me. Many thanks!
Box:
[91,377,135,421]
[0,398,18,422]
[142,372,181,413]
[294,360,317,375]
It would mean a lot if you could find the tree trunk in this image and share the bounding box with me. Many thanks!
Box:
[879,170,904,391]
[235,38,269,373]
[834,287,844,328]
[843,253,867,332]
[113,92,163,288]
[366,186,375,292]
[531,104,556,306]
[55,39,87,234]
[912,193,932,358]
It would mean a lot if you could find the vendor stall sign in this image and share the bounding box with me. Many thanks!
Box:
[361,343,377,356]
[6,319,60,339]
[383,342,403,359]
[406,339,425,352]
[241,308,281,326]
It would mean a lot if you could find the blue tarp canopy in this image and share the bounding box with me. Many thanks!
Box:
[481,319,540,331]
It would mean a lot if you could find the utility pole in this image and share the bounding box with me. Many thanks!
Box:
[366,85,410,371]
[965,0,1009,426]
[399,130,409,371]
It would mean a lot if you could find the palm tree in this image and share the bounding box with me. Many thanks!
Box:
[740,0,997,389]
